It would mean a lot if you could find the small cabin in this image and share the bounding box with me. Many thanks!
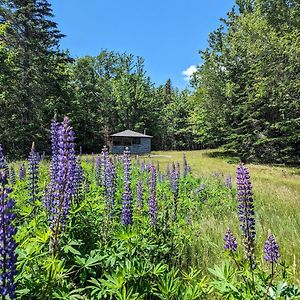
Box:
[110,130,152,154]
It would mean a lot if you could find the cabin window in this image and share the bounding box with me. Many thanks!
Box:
[123,137,132,146]
[132,137,141,145]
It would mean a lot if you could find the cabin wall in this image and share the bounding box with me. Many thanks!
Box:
[111,137,151,154]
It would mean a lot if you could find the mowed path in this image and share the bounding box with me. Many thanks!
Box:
[145,150,300,280]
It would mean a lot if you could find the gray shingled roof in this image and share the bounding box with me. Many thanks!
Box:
[111,130,152,138]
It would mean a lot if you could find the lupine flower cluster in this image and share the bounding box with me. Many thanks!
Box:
[95,155,101,186]
[122,148,133,226]
[74,156,83,201]
[28,142,39,203]
[18,164,26,181]
[148,165,157,226]
[236,164,255,264]
[225,174,232,189]
[9,165,16,185]
[101,147,116,213]
[264,232,279,264]
[0,145,17,299]
[224,228,238,252]
[136,179,143,210]
[170,162,179,198]
[46,117,77,251]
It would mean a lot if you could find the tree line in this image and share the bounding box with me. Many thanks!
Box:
[0,0,299,164]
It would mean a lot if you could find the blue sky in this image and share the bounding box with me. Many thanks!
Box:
[50,0,235,89]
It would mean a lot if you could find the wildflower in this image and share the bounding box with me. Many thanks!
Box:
[9,165,16,185]
[224,228,238,252]
[225,175,232,189]
[236,164,255,264]
[122,148,133,225]
[18,164,26,181]
[136,180,143,210]
[28,142,39,203]
[148,165,157,226]
[47,117,76,251]
[0,145,17,299]
[264,232,279,264]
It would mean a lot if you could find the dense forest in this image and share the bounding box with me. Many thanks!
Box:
[0,0,299,164]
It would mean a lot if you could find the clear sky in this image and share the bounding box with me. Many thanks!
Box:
[50,0,235,89]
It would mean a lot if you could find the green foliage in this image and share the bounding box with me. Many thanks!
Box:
[190,0,300,164]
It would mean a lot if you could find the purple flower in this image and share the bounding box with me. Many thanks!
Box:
[95,155,101,186]
[136,180,143,210]
[18,164,26,181]
[170,162,179,197]
[225,175,232,189]
[166,163,170,177]
[101,147,116,213]
[122,148,133,225]
[264,232,279,264]
[47,117,76,251]
[224,228,237,252]
[28,142,39,203]
[148,165,157,226]
[9,165,16,185]
[0,145,17,299]
[74,156,83,201]
[236,164,255,263]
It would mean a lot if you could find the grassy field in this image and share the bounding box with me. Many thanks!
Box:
[144,150,300,281]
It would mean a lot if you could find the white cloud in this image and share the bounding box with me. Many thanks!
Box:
[182,65,197,81]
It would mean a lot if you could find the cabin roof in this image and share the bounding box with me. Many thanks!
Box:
[110,129,152,138]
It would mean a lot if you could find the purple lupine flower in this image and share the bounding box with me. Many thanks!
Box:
[28,142,39,203]
[0,145,17,299]
[264,232,279,264]
[224,228,238,252]
[122,148,133,226]
[183,153,188,177]
[136,179,143,210]
[157,171,164,183]
[148,165,157,226]
[166,163,170,177]
[9,165,16,185]
[100,147,116,213]
[74,156,83,201]
[170,162,179,222]
[95,155,101,186]
[18,164,26,181]
[170,162,179,197]
[140,160,145,173]
[225,175,232,189]
[236,164,255,264]
[106,157,116,212]
[47,117,77,251]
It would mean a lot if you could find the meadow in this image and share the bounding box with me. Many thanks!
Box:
[1,119,300,299]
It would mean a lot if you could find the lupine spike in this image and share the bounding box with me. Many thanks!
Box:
[136,180,143,210]
[9,165,16,185]
[148,165,157,226]
[122,148,133,226]
[236,164,255,265]
[0,145,17,299]
[225,174,232,189]
[224,228,238,252]
[28,142,39,203]
[47,117,77,252]
[264,231,279,264]
[18,164,26,181]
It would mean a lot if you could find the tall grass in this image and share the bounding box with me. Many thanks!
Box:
[145,150,300,281]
